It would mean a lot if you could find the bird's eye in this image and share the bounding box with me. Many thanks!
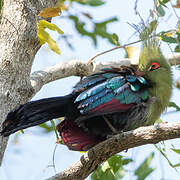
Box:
[150,62,160,71]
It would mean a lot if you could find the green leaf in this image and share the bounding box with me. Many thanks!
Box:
[168,102,180,111]
[91,164,116,180]
[20,129,24,134]
[50,120,59,140]
[171,149,180,154]
[175,45,180,52]
[159,0,170,7]
[73,0,105,6]
[159,32,177,43]
[107,155,123,173]
[135,152,155,180]
[155,118,163,124]
[91,155,133,180]
[69,16,118,46]
[175,78,180,89]
[156,4,165,16]
[69,15,97,45]
[122,158,133,165]
[94,17,119,45]
[39,122,54,133]
[173,163,180,167]
[154,144,179,170]
[86,0,105,6]
[139,20,157,40]
[111,33,120,46]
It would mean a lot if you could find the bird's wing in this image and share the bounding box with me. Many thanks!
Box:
[73,67,149,116]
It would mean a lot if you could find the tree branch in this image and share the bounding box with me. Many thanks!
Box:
[30,59,130,93]
[30,51,180,95]
[167,53,180,65]
[47,122,180,180]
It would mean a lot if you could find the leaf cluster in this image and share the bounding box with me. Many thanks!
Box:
[91,153,155,180]
[69,15,119,46]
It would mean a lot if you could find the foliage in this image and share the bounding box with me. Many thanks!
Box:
[37,20,64,54]
[168,102,180,111]
[155,144,180,169]
[69,15,119,46]
[37,0,119,53]
[72,0,105,6]
[135,153,155,180]
[91,155,133,180]
[91,153,155,180]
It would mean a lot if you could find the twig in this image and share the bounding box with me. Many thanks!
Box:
[134,0,139,14]
[87,39,142,64]
[103,116,118,134]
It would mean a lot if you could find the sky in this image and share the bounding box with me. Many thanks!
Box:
[1,0,180,180]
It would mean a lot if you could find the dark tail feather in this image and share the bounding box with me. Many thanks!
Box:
[1,94,75,136]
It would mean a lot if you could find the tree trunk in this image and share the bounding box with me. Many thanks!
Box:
[0,0,57,165]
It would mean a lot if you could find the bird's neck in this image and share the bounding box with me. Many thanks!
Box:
[146,75,172,125]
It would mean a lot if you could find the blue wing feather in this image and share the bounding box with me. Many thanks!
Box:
[73,68,149,115]
[126,75,137,82]
[78,88,111,108]
[80,92,114,114]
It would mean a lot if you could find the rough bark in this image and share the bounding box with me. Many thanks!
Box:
[47,122,180,180]
[0,0,58,165]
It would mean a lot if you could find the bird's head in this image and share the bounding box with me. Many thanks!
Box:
[137,45,172,86]
[137,44,172,120]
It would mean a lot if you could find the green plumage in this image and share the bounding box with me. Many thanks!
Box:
[138,44,172,126]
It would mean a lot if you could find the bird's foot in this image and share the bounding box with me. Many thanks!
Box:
[103,116,119,134]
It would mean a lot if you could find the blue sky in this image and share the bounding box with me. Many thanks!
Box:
[1,0,180,179]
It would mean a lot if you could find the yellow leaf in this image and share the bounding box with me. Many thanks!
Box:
[37,27,49,45]
[37,20,62,54]
[38,20,64,34]
[38,7,61,18]
[164,31,175,37]
[158,36,162,41]
[125,46,140,65]
[78,151,86,153]
[177,24,180,33]
[173,0,180,8]
[48,38,61,55]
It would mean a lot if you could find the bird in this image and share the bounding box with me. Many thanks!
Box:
[0,44,172,151]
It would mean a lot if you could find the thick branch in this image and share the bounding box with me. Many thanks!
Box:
[30,52,180,94]
[47,122,180,180]
[30,59,130,93]
[167,53,180,65]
